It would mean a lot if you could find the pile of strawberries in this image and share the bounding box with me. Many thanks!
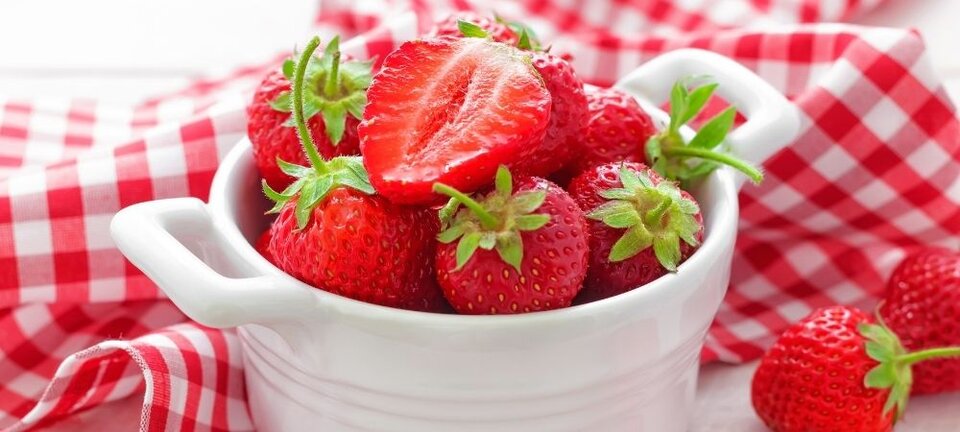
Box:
[244,13,960,431]
[246,14,758,315]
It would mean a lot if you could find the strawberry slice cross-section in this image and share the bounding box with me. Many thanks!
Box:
[359,37,552,205]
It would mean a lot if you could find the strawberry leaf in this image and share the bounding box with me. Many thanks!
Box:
[512,191,546,213]
[495,165,513,199]
[688,107,736,149]
[432,165,552,273]
[456,232,482,270]
[269,91,292,112]
[515,214,550,231]
[609,226,652,262]
[282,59,295,80]
[495,231,523,272]
[437,225,464,243]
[458,19,489,38]
[652,232,681,271]
[647,77,763,185]
[276,158,312,178]
[678,82,717,126]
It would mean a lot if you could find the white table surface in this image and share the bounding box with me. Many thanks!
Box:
[1,0,958,430]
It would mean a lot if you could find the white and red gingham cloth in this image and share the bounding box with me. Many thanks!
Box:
[2,0,959,430]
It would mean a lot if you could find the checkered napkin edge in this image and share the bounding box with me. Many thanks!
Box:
[3,0,959,430]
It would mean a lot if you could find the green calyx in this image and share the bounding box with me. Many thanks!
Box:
[269,35,373,146]
[433,166,551,272]
[860,320,960,422]
[587,165,700,271]
[646,77,764,186]
[263,36,374,230]
[457,17,543,51]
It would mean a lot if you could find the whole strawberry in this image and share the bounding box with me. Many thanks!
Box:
[458,23,588,177]
[561,87,657,178]
[752,306,960,432]
[433,166,588,314]
[265,36,446,312]
[429,13,518,45]
[880,247,960,394]
[568,162,702,302]
[247,36,372,190]
[359,37,551,205]
[563,79,763,186]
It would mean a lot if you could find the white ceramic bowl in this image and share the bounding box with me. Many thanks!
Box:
[111,49,798,432]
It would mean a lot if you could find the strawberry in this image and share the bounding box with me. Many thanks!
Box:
[560,87,657,179]
[880,247,960,395]
[254,229,275,265]
[429,13,518,45]
[359,37,552,205]
[567,162,702,302]
[432,166,588,314]
[264,37,446,312]
[561,78,763,186]
[458,22,588,177]
[752,306,960,432]
[247,36,372,190]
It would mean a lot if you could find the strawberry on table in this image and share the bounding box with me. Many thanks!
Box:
[248,36,372,190]
[568,162,702,302]
[359,37,552,205]
[432,166,589,314]
[751,306,960,432]
[880,247,960,395]
[265,36,447,312]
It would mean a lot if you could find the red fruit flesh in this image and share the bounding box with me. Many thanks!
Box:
[880,248,960,395]
[517,52,587,177]
[563,87,657,180]
[248,70,360,190]
[268,188,447,312]
[435,177,589,314]
[751,306,894,432]
[429,12,519,45]
[567,162,702,302]
[360,37,551,205]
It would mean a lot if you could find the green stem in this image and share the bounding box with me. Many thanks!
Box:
[644,199,671,227]
[897,347,960,366]
[293,36,328,175]
[323,50,341,99]
[661,145,763,184]
[433,183,499,230]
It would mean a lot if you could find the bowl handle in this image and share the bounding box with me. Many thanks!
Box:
[614,48,801,188]
[110,198,314,328]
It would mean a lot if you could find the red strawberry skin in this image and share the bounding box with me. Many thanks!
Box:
[567,162,702,302]
[564,87,657,178]
[429,12,518,45]
[254,229,275,265]
[752,306,894,432]
[359,37,551,205]
[247,70,360,190]
[436,177,589,314]
[880,248,960,395]
[269,188,447,312]
[517,52,588,177]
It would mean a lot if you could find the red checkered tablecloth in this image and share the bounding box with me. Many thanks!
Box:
[2,0,959,430]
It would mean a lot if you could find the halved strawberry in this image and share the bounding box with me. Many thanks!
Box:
[359,37,552,205]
